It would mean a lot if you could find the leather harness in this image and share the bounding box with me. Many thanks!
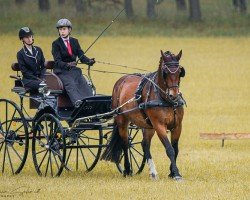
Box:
[134,72,185,128]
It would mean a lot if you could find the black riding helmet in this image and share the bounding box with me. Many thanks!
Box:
[19,27,33,40]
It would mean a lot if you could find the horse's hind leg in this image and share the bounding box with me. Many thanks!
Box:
[142,129,158,180]
[116,116,132,176]
[154,125,182,181]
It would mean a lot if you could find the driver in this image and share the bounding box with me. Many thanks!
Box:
[17,27,46,91]
[51,18,95,108]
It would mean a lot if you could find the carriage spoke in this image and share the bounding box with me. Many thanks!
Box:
[129,148,133,171]
[79,147,88,170]
[0,142,4,152]
[52,151,60,171]
[50,148,62,158]
[14,124,24,133]
[118,153,124,164]
[5,102,8,134]
[76,140,79,170]
[35,149,47,156]
[79,137,96,158]
[131,130,139,141]
[45,152,50,177]
[44,118,49,141]
[38,150,48,170]
[130,149,140,169]
[37,124,47,141]
[65,148,72,167]
[2,144,7,173]
[49,151,53,177]
[6,146,14,175]
[10,145,23,161]
[49,120,56,145]
[131,142,142,145]
[131,146,144,157]
[6,110,17,133]
[80,134,100,141]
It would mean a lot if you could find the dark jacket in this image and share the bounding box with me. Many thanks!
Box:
[17,46,46,85]
[52,37,91,74]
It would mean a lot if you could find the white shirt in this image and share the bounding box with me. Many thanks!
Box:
[26,46,33,55]
[61,36,70,47]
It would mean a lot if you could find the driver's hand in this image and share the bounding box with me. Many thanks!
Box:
[88,58,95,66]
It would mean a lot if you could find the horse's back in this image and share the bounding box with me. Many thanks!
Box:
[112,74,142,108]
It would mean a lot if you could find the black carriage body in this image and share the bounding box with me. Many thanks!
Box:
[69,95,112,122]
[1,61,145,177]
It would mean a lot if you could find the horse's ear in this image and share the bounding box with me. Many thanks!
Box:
[176,50,182,61]
[160,50,165,58]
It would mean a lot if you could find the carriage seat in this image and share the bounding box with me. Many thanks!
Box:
[10,61,73,108]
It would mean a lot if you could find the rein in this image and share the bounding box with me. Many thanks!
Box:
[96,60,150,72]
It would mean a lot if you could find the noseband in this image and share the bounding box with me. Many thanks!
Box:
[161,61,181,101]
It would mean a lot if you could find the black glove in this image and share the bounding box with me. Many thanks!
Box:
[67,61,77,70]
[87,58,95,66]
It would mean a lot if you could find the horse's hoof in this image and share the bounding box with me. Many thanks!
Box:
[168,173,174,179]
[173,176,183,181]
[149,173,159,181]
[123,170,133,177]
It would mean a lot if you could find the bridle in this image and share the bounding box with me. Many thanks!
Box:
[160,60,182,102]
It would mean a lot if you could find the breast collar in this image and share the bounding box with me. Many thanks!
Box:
[23,46,39,63]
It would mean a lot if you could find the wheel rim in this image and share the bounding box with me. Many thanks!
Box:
[116,126,146,175]
[64,128,103,173]
[0,99,29,175]
[32,113,66,177]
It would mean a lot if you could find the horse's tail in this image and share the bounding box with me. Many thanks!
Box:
[101,122,123,163]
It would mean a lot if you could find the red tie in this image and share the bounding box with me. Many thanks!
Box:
[65,40,73,56]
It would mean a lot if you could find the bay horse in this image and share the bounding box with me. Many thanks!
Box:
[101,50,186,180]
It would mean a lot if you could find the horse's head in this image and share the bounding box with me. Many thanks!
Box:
[159,50,185,101]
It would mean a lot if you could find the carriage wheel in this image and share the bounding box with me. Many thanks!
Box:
[64,128,103,173]
[0,99,29,175]
[32,113,66,177]
[116,126,146,175]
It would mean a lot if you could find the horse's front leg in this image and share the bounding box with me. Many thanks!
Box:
[142,129,158,180]
[154,124,182,181]
[169,125,182,179]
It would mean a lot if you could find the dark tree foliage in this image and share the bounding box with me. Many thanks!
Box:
[58,0,65,5]
[124,0,134,19]
[75,0,122,13]
[189,0,201,21]
[38,0,50,11]
[15,0,25,4]
[176,0,187,11]
[233,0,247,13]
[147,0,156,19]
[75,0,86,13]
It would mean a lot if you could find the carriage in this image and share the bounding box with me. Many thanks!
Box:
[0,61,146,177]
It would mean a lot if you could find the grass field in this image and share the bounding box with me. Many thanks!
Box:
[0,36,250,199]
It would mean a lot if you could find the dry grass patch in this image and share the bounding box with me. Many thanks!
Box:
[0,36,249,199]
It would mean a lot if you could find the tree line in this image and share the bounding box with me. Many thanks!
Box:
[15,0,248,22]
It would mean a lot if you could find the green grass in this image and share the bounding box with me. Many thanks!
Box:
[0,36,250,199]
[0,0,250,37]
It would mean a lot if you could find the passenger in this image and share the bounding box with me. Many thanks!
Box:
[52,18,95,108]
[17,27,46,91]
